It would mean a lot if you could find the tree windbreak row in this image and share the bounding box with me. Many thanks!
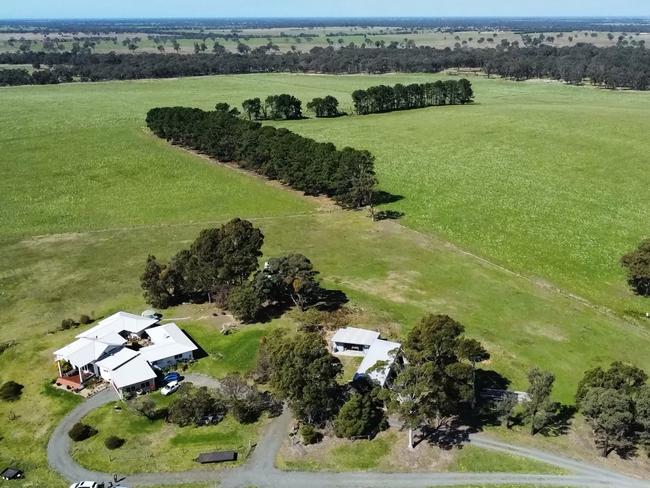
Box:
[352,79,473,115]
[2,44,650,90]
[146,106,376,208]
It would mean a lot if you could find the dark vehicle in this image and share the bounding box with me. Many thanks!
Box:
[163,372,180,384]
[195,414,224,426]
[1,467,24,480]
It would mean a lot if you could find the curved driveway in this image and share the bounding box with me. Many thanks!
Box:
[48,376,650,488]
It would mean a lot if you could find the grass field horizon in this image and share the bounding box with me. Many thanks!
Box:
[2,72,650,485]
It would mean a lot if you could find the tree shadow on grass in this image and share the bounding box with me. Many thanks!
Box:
[181,329,209,361]
[419,419,471,450]
[375,210,405,221]
[373,190,404,205]
[538,404,576,437]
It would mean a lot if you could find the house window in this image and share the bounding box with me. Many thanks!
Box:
[175,354,182,359]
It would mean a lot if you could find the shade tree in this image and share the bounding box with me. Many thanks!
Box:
[621,238,650,296]
[266,330,342,424]
[387,314,489,449]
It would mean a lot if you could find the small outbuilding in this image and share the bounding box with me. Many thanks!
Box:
[196,451,238,464]
[331,327,380,355]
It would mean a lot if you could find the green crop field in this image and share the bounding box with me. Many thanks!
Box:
[1,73,650,485]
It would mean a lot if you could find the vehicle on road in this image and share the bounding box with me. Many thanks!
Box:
[160,380,180,396]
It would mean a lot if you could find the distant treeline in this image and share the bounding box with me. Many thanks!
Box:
[4,18,650,34]
[146,106,376,208]
[2,44,650,90]
[352,79,473,115]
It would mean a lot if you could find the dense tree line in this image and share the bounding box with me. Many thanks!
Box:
[146,106,376,208]
[352,79,473,115]
[241,94,303,120]
[5,18,650,34]
[2,44,650,90]
[307,95,342,117]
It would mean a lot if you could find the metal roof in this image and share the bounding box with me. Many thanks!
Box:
[76,311,158,342]
[53,338,115,367]
[110,355,157,389]
[331,327,380,347]
[139,323,198,363]
[96,347,140,371]
[356,339,401,386]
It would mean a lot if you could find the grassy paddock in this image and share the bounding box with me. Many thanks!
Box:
[277,430,562,474]
[1,73,650,485]
[72,400,264,473]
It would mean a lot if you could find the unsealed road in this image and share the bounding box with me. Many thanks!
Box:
[48,376,650,488]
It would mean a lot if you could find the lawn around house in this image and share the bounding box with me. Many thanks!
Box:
[71,400,264,474]
[1,73,650,485]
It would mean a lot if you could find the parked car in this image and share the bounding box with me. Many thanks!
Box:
[163,372,180,384]
[69,483,127,488]
[195,413,224,426]
[160,380,180,396]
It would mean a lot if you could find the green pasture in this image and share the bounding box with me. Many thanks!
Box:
[1,73,650,485]
[72,401,262,473]
[278,431,562,473]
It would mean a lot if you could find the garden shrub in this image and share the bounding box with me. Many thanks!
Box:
[104,435,125,449]
[68,422,97,441]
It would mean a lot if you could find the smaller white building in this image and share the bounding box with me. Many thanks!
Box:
[355,339,402,387]
[331,327,380,355]
[331,327,402,387]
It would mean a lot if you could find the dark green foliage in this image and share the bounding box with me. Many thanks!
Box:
[493,394,519,429]
[78,314,93,325]
[300,424,320,444]
[332,149,377,209]
[267,330,342,424]
[576,361,650,456]
[3,45,650,91]
[524,368,560,435]
[60,318,78,330]
[219,375,267,423]
[145,107,376,208]
[388,314,488,447]
[636,386,650,450]
[0,381,24,401]
[263,94,302,120]
[254,254,321,311]
[190,218,264,291]
[130,397,167,420]
[242,97,262,120]
[140,219,264,308]
[333,393,385,439]
[68,422,97,442]
[352,79,474,115]
[581,387,635,457]
[621,239,650,296]
[228,283,263,323]
[167,383,227,427]
[575,362,648,408]
[307,95,341,117]
[141,255,173,308]
[104,435,126,450]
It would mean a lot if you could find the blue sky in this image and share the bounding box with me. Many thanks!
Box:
[1,0,649,20]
